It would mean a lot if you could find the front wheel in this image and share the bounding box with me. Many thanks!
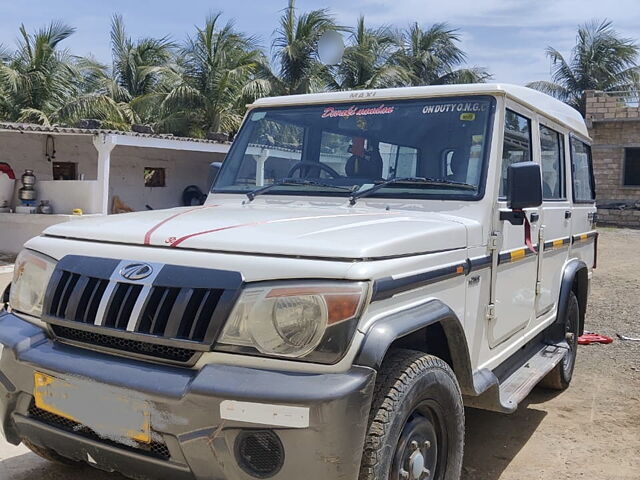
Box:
[359,350,464,480]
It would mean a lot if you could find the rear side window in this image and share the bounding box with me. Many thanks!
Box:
[539,125,565,200]
[500,109,532,196]
[570,138,595,202]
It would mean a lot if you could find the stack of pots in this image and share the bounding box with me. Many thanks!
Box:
[18,169,37,204]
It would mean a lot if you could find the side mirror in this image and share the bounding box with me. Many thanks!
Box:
[506,162,542,210]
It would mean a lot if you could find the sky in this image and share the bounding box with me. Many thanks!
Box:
[1,0,640,86]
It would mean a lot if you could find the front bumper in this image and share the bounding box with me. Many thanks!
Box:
[0,311,375,480]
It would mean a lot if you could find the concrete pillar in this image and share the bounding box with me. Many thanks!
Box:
[93,134,116,215]
[255,148,269,187]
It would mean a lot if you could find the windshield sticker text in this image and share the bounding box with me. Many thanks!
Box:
[321,104,395,118]
[422,102,487,114]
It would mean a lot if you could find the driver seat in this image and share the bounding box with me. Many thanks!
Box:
[345,149,383,178]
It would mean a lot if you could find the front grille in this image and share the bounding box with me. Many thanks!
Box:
[48,272,224,342]
[42,256,242,360]
[28,403,170,460]
[51,325,197,363]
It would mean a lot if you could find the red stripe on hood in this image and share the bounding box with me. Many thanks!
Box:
[168,212,398,248]
[144,205,219,245]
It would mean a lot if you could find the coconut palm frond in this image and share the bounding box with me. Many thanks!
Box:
[385,22,487,87]
[0,21,81,122]
[53,93,133,125]
[272,0,341,95]
[434,67,492,85]
[530,19,640,116]
[17,107,51,126]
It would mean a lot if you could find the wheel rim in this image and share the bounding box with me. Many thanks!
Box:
[562,305,579,375]
[391,403,444,480]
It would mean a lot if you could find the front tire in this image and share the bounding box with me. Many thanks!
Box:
[359,349,464,480]
[539,291,579,390]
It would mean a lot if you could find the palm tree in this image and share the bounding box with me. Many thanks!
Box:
[68,15,175,128]
[265,0,343,95]
[152,13,265,136]
[393,23,490,86]
[108,15,175,99]
[331,16,409,90]
[0,21,82,125]
[528,20,640,115]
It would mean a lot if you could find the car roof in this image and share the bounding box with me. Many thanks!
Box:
[251,83,589,139]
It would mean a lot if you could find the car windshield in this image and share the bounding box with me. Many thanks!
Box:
[214,95,495,200]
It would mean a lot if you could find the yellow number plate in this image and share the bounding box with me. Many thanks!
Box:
[33,372,151,444]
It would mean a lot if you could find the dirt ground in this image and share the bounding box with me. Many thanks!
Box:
[0,228,638,480]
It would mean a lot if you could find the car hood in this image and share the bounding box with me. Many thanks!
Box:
[43,199,470,259]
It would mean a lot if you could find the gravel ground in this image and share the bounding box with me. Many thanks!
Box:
[0,228,638,480]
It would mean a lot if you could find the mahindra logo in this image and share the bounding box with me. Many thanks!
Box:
[120,263,153,281]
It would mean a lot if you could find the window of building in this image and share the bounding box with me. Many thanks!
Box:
[570,139,595,202]
[539,125,565,200]
[624,148,640,186]
[52,162,77,180]
[500,109,532,197]
[144,167,166,187]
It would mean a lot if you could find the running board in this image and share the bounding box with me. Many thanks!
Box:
[464,341,568,413]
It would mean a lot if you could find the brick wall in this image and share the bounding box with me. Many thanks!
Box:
[584,90,640,228]
[585,90,640,121]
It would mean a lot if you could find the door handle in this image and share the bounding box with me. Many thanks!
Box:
[529,213,539,223]
[565,210,572,219]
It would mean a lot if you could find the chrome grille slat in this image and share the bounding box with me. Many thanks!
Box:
[93,282,118,326]
[86,279,109,324]
[76,277,99,322]
[126,284,152,332]
[65,275,90,321]
[49,270,69,316]
[163,288,194,338]
[57,273,80,318]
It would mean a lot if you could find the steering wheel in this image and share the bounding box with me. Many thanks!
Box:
[287,161,341,179]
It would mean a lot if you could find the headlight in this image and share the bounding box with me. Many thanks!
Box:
[217,282,367,362]
[9,250,57,317]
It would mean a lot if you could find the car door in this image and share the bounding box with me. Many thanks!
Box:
[568,136,597,266]
[536,123,572,317]
[490,107,540,348]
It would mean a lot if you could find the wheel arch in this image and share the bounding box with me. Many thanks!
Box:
[355,300,476,395]
[558,259,589,336]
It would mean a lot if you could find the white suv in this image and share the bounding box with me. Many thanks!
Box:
[1,84,597,480]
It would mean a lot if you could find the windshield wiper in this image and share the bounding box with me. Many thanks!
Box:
[349,177,476,205]
[246,178,357,202]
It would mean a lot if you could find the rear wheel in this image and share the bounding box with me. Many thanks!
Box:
[359,349,464,480]
[540,291,579,390]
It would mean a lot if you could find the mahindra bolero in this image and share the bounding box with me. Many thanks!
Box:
[0,84,597,480]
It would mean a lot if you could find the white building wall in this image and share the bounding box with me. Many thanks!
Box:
[0,130,228,253]
[0,131,98,181]
[108,146,225,212]
[0,213,96,254]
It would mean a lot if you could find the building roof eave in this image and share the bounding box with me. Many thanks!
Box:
[0,122,230,153]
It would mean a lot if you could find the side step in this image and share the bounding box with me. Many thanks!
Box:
[498,342,567,411]
[464,341,568,413]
